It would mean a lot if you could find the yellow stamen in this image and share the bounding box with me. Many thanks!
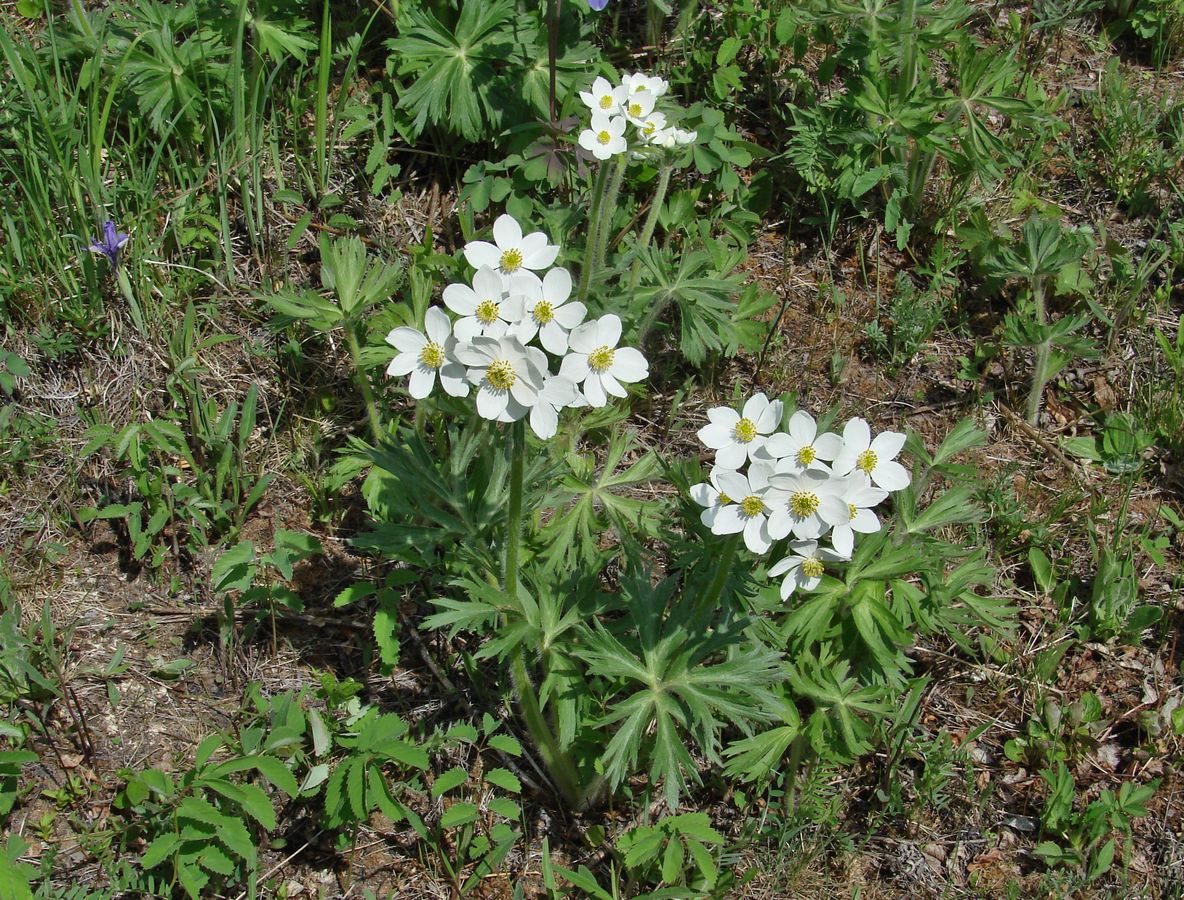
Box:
[418,342,445,369]
[588,346,615,373]
[733,417,758,443]
[848,503,858,521]
[796,445,816,466]
[598,95,613,109]
[628,102,642,117]
[856,449,878,474]
[801,557,825,579]
[533,300,554,325]
[485,360,516,391]
[718,492,732,505]
[789,491,820,518]
[597,130,612,145]
[499,248,524,273]
[475,299,500,325]
[739,495,764,517]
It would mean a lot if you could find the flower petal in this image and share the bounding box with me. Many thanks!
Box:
[408,366,436,399]
[715,441,748,470]
[386,351,417,377]
[463,241,500,270]
[386,327,426,353]
[610,347,648,383]
[842,417,871,452]
[492,214,523,251]
[583,373,607,407]
[424,306,452,343]
[559,353,590,382]
[543,266,572,303]
[597,313,622,349]
[530,402,559,439]
[788,410,816,443]
[871,459,911,491]
[568,320,599,353]
[697,421,735,450]
[870,430,907,461]
[812,432,843,459]
[476,386,509,419]
[711,505,745,535]
[443,283,478,315]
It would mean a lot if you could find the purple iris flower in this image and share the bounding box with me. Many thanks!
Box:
[588,0,609,9]
[89,220,129,271]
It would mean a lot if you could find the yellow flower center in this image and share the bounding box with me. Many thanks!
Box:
[533,300,555,325]
[597,130,612,145]
[848,503,859,521]
[789,491,820,518]
[796,445,816,466]
[801,557,825,579]
[856,449,878,474]
[588,346,615,373]
[628,102,642,117]
[475,299,500,325]
[739,495,765,518]
[733,417,758,443]
[717,492,732,505]
[643,122,656,135]
[418,341,445,370]
[598,95,613,109]
[485,359,516,391]
[499,248,524,273]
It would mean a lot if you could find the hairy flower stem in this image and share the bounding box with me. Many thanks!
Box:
[344,323,385,444]
[577,163,611,303]
[1027,273,1051,426]
[696,533,741,618]
[593,155,629,276]
[504,421,582,806]
[628,164,673,291]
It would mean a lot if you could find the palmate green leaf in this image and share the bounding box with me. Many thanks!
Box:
[788,656,890,762]
[387,0,515,142]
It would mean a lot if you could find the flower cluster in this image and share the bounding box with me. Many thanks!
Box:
[690,394,911,599]
[577,72,697,161]
[385,214,648,438]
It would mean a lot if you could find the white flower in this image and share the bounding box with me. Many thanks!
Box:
[452,335,546,422]
[385,306,469,399]
[620,90,656,125]
[768,541,847,600]
[697,393,784,470]
[560,314,648,407]
[690,466,739,530]
[828,475,889,557]
[707,467,776,554]
[759,410,842,472]
[765,468,848,541]
[579,76,626,114]
[512,267,587,355]
[442,266,519,340]
[673,128,697,145]
[831,418,911,491]
[637,111,668,143]
[622,71,668,97]
[529,374,578,440]
[650,126,697,149]
[463,214,560,288]
[579,112,628,160]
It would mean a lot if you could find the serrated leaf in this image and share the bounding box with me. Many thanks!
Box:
[439,801,479,828]
[431,767,469,798]
[483,768,521,794]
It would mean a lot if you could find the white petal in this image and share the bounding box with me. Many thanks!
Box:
[842,417,871,452]
[707,406,741,427]
[451,337,494,366]
[610,347,647,383]
[812,432,843,459]
[851,508,881,533]
[510,376,538,408]
[697,422,734,450]
[715,442,748,470]
[560,353,590,382]
[871,430,907,461]
[424,306,452,343]
[554,300,587,328]
[386,327,427,353]
[386,351,417,377]
[473,266,504,300]
[830,525,854,557]
[542,267,572,303]
[871,460,911,491]
[568,321,599,353]
[715,471,750,500]
[463,241,500,270]
[493,214,523,251]
[742,393,768,422]
[712,505,745,535]
[760,433,793,459]
[768,555,801,578]
[744,516,772,554]
[600,371,627,398]
[583,374,606,407]
[597,314,622,349]
[818,495,850,526]
[520,232,559,270]
[530,403,559,439]
[443,283,478,315]
[539,321,569,355]
[453,317,482,342]
[476,386,509,419]
[689,483,719,507]
[756,399,783,433]
[408,366,436,399]
[439,364,470,397]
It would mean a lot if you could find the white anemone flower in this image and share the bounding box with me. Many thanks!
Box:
[708,467,776,554]
[622,71,669,97]
[560,314,648,407]
[442,266,518,340]
[463,214,560,288]
[765,468,848,541]
[579,112,628,160]
[529,374,578,440]
[831,418,911,491]
[637,111,668,143]
[697,392,784,470]
[385,307,470,399]
[579,76,626,114]
[829,475,889,557]
[512,267,587,355]
[452,335,546,422]
[768,541,847,600]
[759,410,842,472]
[673,128,697,145]
[620,90,656,126]
[689,466,740,531]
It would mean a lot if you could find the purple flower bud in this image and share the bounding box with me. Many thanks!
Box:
[587,0,610,9]
[89,220,129,271]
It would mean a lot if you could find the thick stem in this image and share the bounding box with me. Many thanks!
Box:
[1026,274,1049,427]
[696,533,741,618]
[577,163,611,303]
[503,420,582,806]
[593,155,628,276]
[547,0,561,126]
[628,164,673,291]
[344,323,385,444]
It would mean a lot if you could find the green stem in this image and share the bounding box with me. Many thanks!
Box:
[503,420,582,806]
[577,163,610,304]
[1027,274,1050,426]
[628,163,673,291]
[344,322,384,444]
[594,154,628,276]
[696,533,741,617]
